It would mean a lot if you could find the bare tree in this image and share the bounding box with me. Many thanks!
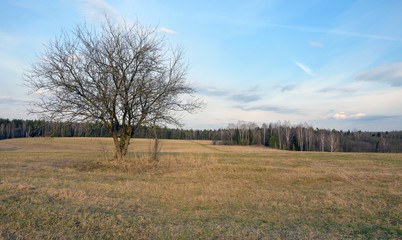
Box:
[296,123,304,151]
[319,130,326,152]
[283,120,291,150]
[227,123,236,144]
[328,130,339,152]
[248,122,258,145]
[306,125,314,151]
[262,123,267,146]
[237,121,247,145]
[26,18,201,161]
[276,121,282,149]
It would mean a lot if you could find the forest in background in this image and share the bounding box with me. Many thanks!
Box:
[0,118,401,153]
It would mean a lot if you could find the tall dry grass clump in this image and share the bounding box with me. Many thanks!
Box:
[69,152,217,175]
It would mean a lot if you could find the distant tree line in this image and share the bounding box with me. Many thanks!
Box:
[1,118,401,153]
[0,118,212,140]
[212,121,402,153]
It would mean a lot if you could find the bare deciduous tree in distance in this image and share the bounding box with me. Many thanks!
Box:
[26,18,201,161]
[319,130,326,152]
[283,120,291,150]
[328,130,339,152]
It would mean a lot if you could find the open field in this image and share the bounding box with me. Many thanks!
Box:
[0,137,401,239]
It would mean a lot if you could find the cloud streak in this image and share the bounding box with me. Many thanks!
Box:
[319,87,356,93]
[295,61,315,76]
[198,87,231,97]
[331,112,401,122]
[238,104,302,115]
[356,115,401,122]
[356,62,402,87]
[0,96,28,104]
[269,23,402,42]
[274,84,297,92]
[159,27,176,34]
[199,86,261,103]
[229,93,261,103]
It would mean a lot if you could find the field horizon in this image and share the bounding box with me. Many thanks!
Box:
[1,137,401,239]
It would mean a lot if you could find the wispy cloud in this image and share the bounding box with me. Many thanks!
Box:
[268,23,402,42]
[248,85,259,92]
[331,112,401,123]
[319,87,355,93]
[309,41,323,48]
[295,61,315,76]
[198,87,231,97]
[356,115,400,122]
[356,62,402,87]
[199,86,261,103]
[76,0,121,22]
[276,84,297,92]
[159,27,176,34]
[238,104,302,115]
[229,93,261,103]
[0,96,28,104]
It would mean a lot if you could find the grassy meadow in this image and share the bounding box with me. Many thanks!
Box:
[0,137,401,239]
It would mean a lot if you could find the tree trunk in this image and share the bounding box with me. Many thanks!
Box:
[111,129,132,162]
[328,131,338,152]
[320,132,325,152]
[152,127,160,162]
[112,134,123,161]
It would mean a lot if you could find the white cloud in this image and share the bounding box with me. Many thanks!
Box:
[33,90,51,96]
[159,27,176,34]
[309,41,323,48]
[76,0,121,22]
[356,62,402,87]
[333,112,347,119]
[350,113,366,118]
[333,112,365,119]
[295,61,315,76]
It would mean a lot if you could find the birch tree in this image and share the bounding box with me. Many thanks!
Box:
[328,130,339,152]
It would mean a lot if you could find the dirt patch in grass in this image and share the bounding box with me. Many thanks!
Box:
[0,147,18,151]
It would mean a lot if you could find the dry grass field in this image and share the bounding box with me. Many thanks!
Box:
[0,137,401,239]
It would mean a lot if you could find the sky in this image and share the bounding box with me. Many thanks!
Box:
[1,0,402,131]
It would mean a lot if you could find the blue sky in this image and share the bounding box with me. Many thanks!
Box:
[1,0,402,131]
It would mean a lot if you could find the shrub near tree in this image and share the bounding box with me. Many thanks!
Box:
[25,18,201,161]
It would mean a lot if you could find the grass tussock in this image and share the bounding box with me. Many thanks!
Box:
[0,138,401,239]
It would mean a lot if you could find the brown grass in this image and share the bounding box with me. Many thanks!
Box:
[0,137,401,239]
